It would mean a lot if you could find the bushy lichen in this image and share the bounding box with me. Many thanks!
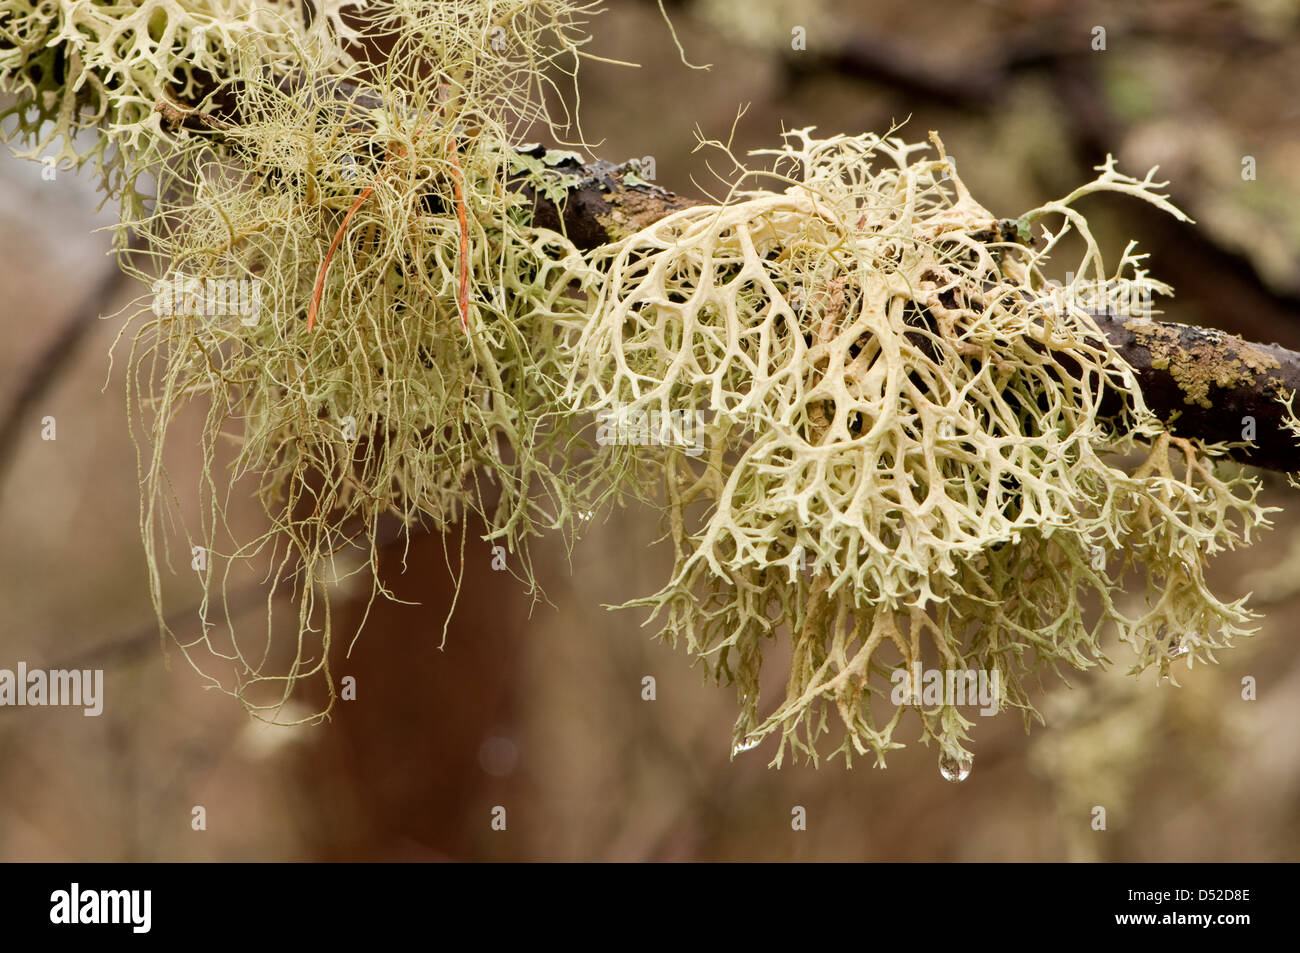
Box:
[0,0,364,228]
[570,129,1273,770]
[103,0,613,722]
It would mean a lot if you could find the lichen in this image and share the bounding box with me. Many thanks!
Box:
[0,2,1282,774]
[1130,321,1281,409]
[596,183,682,241]
[571,129,1273,771]
[107,0,614,723]
[0,0,364,235]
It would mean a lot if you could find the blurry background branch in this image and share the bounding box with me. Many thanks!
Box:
[0,232,144,496]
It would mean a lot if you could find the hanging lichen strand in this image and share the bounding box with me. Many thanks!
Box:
[569,129,1273,772]
[105,0,612,723]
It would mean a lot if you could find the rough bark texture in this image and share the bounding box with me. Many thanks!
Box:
[512,146,698,249]
[1093,313,1300,472]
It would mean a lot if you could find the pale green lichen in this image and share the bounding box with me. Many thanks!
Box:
[570,129,1273,770]
[0,2,1283,772]
[108,0,613,723]
[0,0,364,232]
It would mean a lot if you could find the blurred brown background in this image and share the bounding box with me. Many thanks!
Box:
[2,0,1299,861]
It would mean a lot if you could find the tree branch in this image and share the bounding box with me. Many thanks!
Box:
[1094,313,1300,472]
[524,158,1300,472]
[11,51,1298,472]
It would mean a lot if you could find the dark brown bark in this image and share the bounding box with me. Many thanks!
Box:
[508,147,696,251]
[1092,313,1300,472]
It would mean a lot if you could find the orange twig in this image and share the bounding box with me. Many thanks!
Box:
[307,184,376,332]
[310,119,461,334]
[447,138,470,334]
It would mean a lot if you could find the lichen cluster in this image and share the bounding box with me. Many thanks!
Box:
[0,0,364,226]
[570,129,1272,769]
[2,0,613,721]
[0,2,1282,768]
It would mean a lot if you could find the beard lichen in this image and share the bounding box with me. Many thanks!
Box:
[569,129,1273,771]
[103,0,613,723]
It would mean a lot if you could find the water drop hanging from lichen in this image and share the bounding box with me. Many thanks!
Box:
[939,753,973,783]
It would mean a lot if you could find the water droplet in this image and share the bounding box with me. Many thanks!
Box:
[731,737,760,756]
[1169,636,1189,659]
[939,752,972,782]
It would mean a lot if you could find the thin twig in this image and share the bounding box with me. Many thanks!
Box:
[447,138,470,333]
[308,183,378,332]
